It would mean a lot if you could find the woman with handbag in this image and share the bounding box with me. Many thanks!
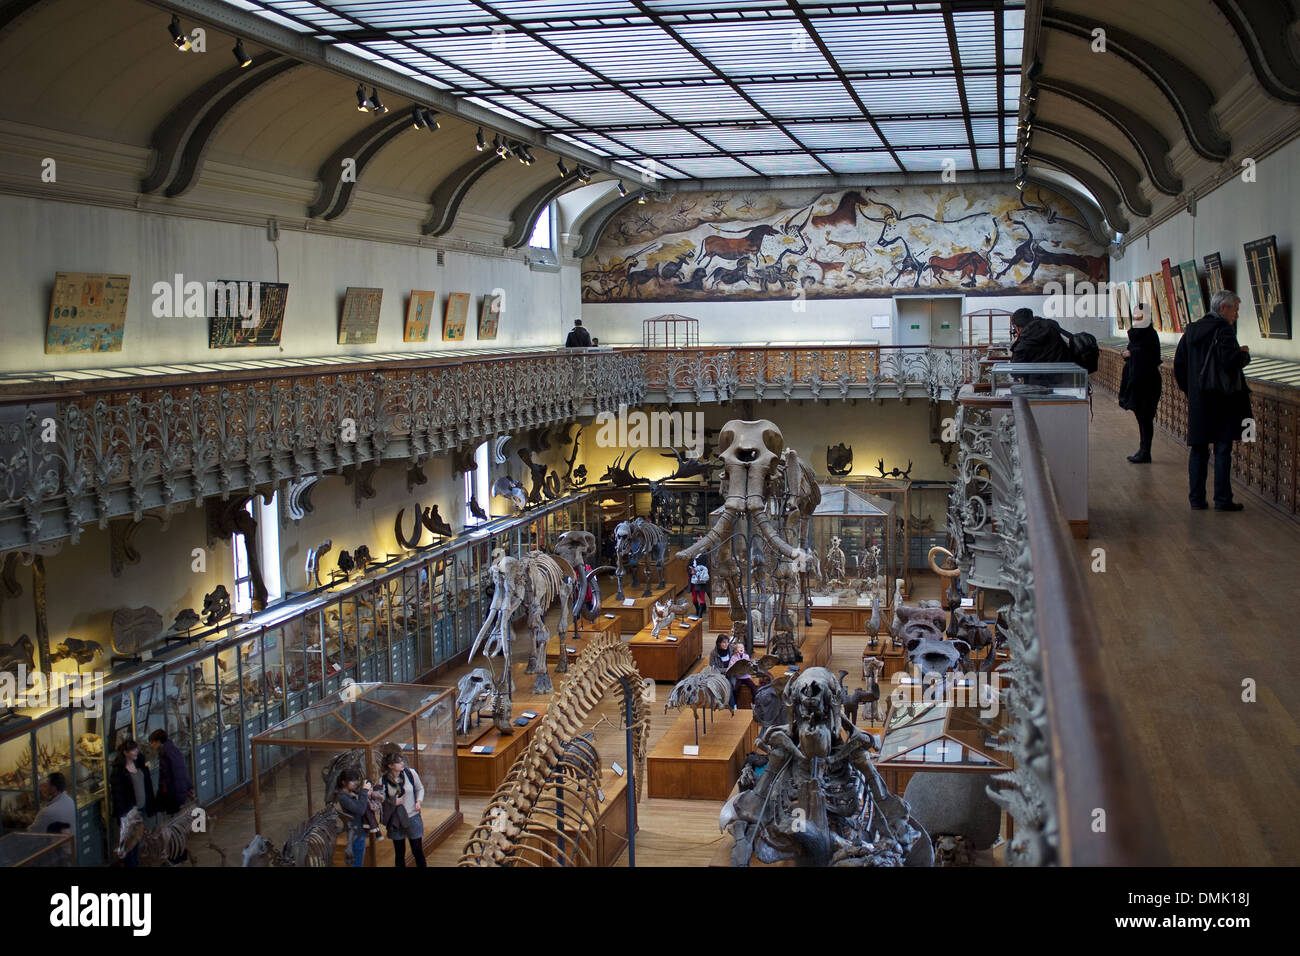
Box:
[1117,303,1162,463]
[688,547,710,618]
[379,752,427,867]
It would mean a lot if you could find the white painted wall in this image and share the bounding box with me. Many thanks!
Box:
[1110,136,1300,360]
[0,195,579,372]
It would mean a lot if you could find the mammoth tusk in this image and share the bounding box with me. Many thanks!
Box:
[395,505,423,550]
[927,546,961,578]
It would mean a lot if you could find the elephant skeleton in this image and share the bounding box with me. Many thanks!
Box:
[470,549,567,731]
[553,530,613,670]
[613,516,669,600]
[677,420,820,661]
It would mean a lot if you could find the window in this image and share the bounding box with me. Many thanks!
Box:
[528,202,555,251]
[464,441,491,526]
[232,493,282,615]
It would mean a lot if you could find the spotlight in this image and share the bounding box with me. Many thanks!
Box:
[617,180,627,197]
[556,158,569,176]
[636,190,648,204]
[1015,177,1026,191]
[233,38,252,68]
[522,147,534,165]
[422,109,440,130]
[356,85,369,111]
[476,127,487,151]
[412,107,426,129]
[168,14,191,52]
[496,137,508,158]
[1027,58,1043,80]
[368,88,387,114]
[576,166,592,184]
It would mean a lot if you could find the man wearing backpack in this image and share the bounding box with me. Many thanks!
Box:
[1174,290,1252,511]
[1009,308,1072,364]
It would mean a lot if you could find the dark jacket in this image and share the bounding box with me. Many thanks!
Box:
[336,788,369,838]
[1011,316,1072,364]
[155,741,193,813]
[1118,324,1163,418]
[565,326,592,347]
[110,758,156,821]
[1174,313,1252,444]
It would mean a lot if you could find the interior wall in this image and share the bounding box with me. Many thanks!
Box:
[1110,135,1300,359]
[0,194,579,372]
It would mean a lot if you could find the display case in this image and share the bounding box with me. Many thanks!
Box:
[989,362,1088,398]
[804,485,901,605]
[0,831,74,866]
[908,480,952,569]
[250,682,461,866]
[875,681,1010,794]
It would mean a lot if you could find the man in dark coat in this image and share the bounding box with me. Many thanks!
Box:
[565,319,592,348]
[1174,290,1252,511]
[1117,303,1163,462]
[1010,308,1072,364]
[149,729,194,814]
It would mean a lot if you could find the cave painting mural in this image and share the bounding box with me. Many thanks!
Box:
[582,184,1107,303]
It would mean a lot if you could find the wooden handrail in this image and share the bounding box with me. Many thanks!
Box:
[1011,396,1167,865]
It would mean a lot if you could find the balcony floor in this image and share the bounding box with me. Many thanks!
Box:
[1079,395,1300,865]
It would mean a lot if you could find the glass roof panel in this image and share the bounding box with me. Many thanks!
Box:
[820,152,901,173]
[741,81,860,117]
[637,86,763,122]
[320,1,488,28]
[963,74,999,113]
[876,118,969,147]
[540,27,711,81]
[674,21,833,77]
[1003,8,1025,67]
[490,1,641,17]
[969,116,1001,143]
[530,90,666,125]
[743,153,828,176]
[665,156,756,177]
[851,76,962,113]
[410,33,602,87]
[813,14,953,71]
[976,148,1003,169]
[953,10,997,68]
[892,149,970,170]
[702,125,800,152]
[786,122,883,150]
[606,128,719,155]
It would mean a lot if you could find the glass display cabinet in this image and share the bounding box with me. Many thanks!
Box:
[989,362,1088,398]
[805,484,900,606]
[875,683,1010,795]
[0,830,74,866]
[250,682,460,866]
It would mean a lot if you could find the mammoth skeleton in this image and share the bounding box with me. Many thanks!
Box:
[613,516,669,600]
[676,420,819,660]
[552,530,612,671]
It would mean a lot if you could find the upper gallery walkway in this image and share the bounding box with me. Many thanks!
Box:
[1079,394,1300,865]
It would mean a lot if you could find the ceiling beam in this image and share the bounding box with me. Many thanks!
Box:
[1036,77,1182,196]
[142,53,300,197]
[422,152,504,237]
[1035,122,1152,216]
[941,2,981,170]
[308,109,416,221]
[1042,9,1230,160]
[1027,151,1130,234]
[1213,0,1300,103]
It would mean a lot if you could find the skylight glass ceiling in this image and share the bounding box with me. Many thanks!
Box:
[231,0,1027,180]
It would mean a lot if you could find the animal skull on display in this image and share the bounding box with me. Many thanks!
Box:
[676,419,806,567]
[784,666,842,759]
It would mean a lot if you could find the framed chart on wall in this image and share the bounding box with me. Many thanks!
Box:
[1161,259,1186,332]
[46,272,130,353]
[478,291,502,340]
[1111,280,1131,331]
[1243,236,1290,339]
[1178,260,1205,323]
[405,290,436,343]
[338,287,383,345]
[1149,272,1170,332]
[1202,252,1225,298]
[209,280,289,348]
[444,292,470,341]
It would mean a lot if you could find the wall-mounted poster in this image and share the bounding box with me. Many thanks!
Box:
[1161,259,1186,332]
[1243,235,1291,339]
[444,292,470,341]
[405,290,436,343]
[1111,280,1131,331]
[1203,252,1224,298]
[1149,272,1170,332]
[209,280,288,348]
[338,287,383,345]
[46,272,130,353]
[1179,260,1206,323]
[1170,267,1191,331]
[478,292,502,340]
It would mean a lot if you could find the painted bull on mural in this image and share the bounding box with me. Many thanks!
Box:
[864,200,1011,282]
[694,209,811,270]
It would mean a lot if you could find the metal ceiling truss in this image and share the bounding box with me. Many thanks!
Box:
[1042,9,1231,161]
[142,53,301,197]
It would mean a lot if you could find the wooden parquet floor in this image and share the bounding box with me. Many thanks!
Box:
[1078,395,1300,865]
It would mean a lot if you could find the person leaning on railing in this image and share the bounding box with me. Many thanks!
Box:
[1009,307,1071,363]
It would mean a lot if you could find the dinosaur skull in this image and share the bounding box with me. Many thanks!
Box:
[717,419,784,511]
[783,666,843,758]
